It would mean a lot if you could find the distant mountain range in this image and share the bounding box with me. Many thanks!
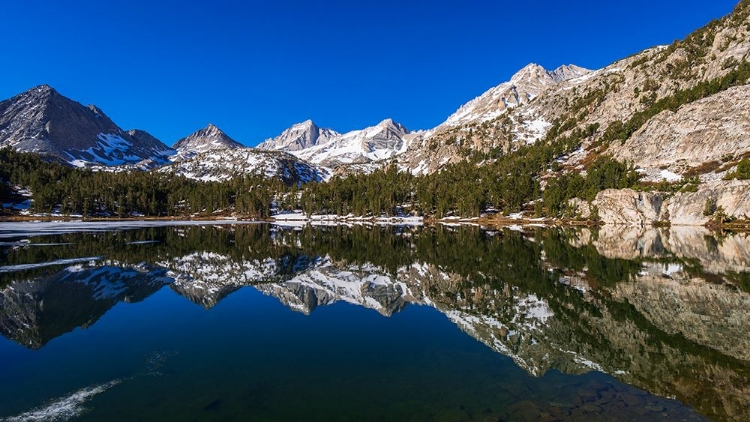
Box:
[3,1,750,188]
[0,63,594,179]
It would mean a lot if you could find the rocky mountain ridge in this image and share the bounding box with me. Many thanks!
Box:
[259,118,418,170]
[257,119,340,152]
[0,85,174,168]
[3,1,750,225]
[172,123,243,159]
[161,123,328,184]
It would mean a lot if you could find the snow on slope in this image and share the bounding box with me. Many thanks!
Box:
[0,85,174,168]
[257,119,340,152]
[166,123,328,184]
[260,118,417,169]
[160,147,327,184]
[172,123,243,159]
[441,64,590,128]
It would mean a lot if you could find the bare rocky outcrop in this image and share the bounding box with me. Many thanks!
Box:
[583,180,750,226]
[591,189,663,227]
[257,119,340,152]
[666,179,750,225]
[608,85,750,178]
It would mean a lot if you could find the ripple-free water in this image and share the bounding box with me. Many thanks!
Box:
[1,223,746,421]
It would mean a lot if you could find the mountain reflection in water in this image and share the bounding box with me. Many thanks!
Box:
[0,223,748,421]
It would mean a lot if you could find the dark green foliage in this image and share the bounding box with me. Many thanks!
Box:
[542,156,639,217]
[0,147,281,218]
[724,158,750,180]
[703,198,717,216]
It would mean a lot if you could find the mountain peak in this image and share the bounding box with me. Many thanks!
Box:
[0,85,173,166]
[33,84,56,94]
[510,63,548,82]
[548,64,591,83]
[172,124,243,154]
[509,63,590,85]
[374,118,408,134]
[22,84,61,103]
[258,120,339,153]
[441,62,592,129]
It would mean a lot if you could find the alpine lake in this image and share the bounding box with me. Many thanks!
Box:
[0,221,748,422]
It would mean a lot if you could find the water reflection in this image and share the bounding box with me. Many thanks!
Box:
[1,223,749,421]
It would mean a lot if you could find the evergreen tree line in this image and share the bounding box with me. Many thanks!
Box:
[0,148,280,218]
[0,126,635,219]
[3,61,747,219]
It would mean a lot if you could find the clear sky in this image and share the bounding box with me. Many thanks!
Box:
[0,0,740,147]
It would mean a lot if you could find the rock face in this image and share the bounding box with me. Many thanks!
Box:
[608,85,750,179]
[589,180,750,226]
[591,189,663,227]
[257,119,340,152]
[164,124,328,184]
[0,85,174,167]
[665,179,750,225]
[259,118,416,170]
[440,63,591,128]
[172,123,243,159]
[395,64,591,174]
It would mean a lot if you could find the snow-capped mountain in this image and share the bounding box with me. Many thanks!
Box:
[257,119,340,152]
[260,118,417,169]
[258,64,589,174]
[0,85,174,167]
[162,124,328,183]
[172,123,244,159]
[439,63,591,128]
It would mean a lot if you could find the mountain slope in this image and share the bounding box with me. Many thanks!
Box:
[440,63,591,128]
[172,123,243,159]
[515,2,750,179]
[163,124,327,184]
[257,119,340,152]
[0,85,174,167]
[260,118,417,170]
[395,1,750,178]
[396,63,592,174]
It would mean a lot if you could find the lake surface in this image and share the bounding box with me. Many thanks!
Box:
[0,222,748,421]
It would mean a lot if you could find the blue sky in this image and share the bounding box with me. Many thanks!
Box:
[0,0,740,146]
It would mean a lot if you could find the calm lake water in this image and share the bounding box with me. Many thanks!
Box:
[0,222,748,421]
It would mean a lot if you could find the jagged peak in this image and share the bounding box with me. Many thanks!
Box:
[548,64,592,82]
[376,118,408,133]
[195,123,232,138]
[296,119,316,128]
[33,84,56,94]
[508,62,591,85]
[17,84,61,102]
[510,63,549,82]
[173,123,243,151]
